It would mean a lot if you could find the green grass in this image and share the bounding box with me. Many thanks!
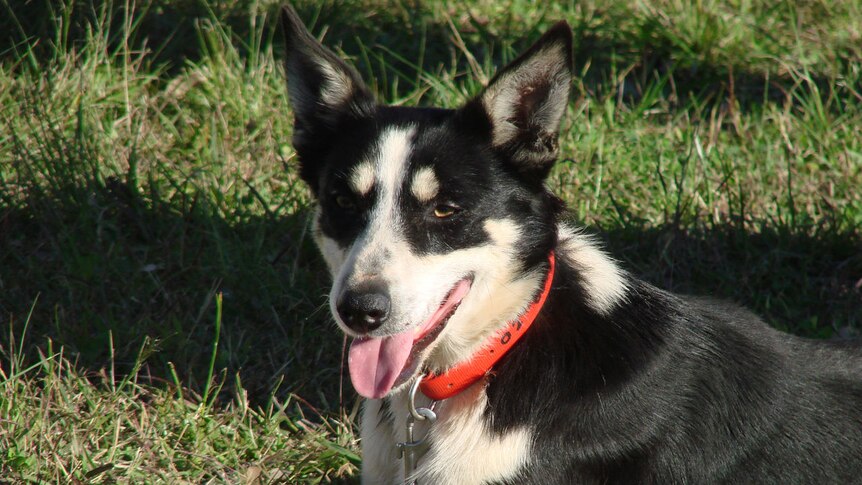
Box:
[2,299,359,482]
[1,0,860,481]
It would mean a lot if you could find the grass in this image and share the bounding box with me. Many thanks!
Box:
[0,0,860,481]
[2,300,359,483]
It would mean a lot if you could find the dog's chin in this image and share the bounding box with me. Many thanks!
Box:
[347,275,473,399]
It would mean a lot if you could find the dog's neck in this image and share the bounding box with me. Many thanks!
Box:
[419,252,556,400]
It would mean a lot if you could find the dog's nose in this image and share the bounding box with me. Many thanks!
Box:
[336,284,391,334]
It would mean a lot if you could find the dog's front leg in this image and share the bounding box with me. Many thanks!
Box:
[360,398,401,483]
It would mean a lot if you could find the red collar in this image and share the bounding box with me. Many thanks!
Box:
[419,252,556,401]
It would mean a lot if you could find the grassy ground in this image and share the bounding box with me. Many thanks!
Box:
[1,0,860,482]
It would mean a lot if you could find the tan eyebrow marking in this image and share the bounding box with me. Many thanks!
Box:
[410,166,439,202]
[349,161,375,196]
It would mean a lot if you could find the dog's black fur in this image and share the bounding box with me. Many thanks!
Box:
[492,264,862,483]
[281,5,862,483]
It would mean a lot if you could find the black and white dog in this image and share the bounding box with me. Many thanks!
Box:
[281,6,862,484]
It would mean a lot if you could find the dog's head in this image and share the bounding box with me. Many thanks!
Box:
[282,7,572,399]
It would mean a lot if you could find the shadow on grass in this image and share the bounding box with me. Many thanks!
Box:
[599,222,861,338]
[0,175,352,409]
[1,172,860,410]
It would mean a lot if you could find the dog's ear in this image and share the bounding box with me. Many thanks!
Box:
[473,22,572,180]
[281,6,375,148]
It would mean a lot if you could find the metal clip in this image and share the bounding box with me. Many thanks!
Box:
[396,377,438,484]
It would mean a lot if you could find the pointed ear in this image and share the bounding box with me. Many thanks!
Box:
[477,22,572,177]
[281,6,375,147]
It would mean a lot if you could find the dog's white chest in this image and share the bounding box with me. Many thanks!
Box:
[360,382,532,485]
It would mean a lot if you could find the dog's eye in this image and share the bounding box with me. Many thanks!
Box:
[433,204,460,219]
[335,194,355,210]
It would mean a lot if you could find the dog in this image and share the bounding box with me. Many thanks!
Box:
[280,6,862,484]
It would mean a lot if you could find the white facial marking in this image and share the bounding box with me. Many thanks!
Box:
[557,223,628,313]
[328,126,417,334]
[375,127,414,198]
[482,218,520,247]
[410,166,440,202]
[349,161,375,196]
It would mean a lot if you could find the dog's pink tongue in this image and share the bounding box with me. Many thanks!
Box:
[348,332,413,399]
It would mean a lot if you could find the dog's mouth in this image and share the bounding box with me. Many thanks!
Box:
[347,276,473,399]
